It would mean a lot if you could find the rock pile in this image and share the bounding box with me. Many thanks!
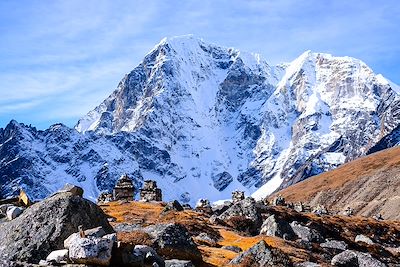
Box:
[113,174,135,201]
[140,180,162,202]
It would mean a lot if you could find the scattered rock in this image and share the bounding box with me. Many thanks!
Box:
[165,259,194,267]
[290,221,323,243]
[182,204,192,210]
[211,202,231,216]
[97,192,113,204]
[272,195,286,206]
[218,197,262,235]
[331,250,358,266]
[355,234,374,245]
[111,242,145,267]
[46,249,69,264]
[221,245,242,253]
[230,240,292,267]
[320,240,347,253]
[6,206,23,220]
[232,190,245,203]
[294,202,304,212]
[260,215,295,240]
[193,232,218,247]
[356,252,386,267]
[312,205,328,215]
[57,183,84,197]
[0,191,113,263]
[195,199,212,214]
[145,223,202,262]
[163,200,184,213]
[343,207,353,217]
[69,236,114,266]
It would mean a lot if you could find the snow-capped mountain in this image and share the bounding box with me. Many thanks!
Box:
[1,35,399,204]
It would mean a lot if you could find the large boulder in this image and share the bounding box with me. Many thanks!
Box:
[290,221,323,243]
[68,236,114,266]
[230,240,292,267]
[260,215,295,240]
[145,223,202,263]
[45,249,69,264]
[218,197,262,235]
[331,250,385,267]
[0,191,113,263]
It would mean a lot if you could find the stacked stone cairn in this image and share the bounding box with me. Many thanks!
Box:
[232,190,245,204]
[140,180,162,202]
[113,174,135,201]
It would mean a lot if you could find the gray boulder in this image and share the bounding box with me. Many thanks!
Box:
[356,252,386,267]
[294,262,321,267]
[218,197,262,234]
[69,236,114,266]
[45,249,69,264]
[57,183,84,197]
[145,223,202,262]
[0,192,113,263]
[221,245,242,253]
[6,206,23,220]
[260,215,295,240]
[230,240,292,267]
[163,200,184,213]
[331,250,358,266]
[320,240,347,253]
[355,234,374,245]
[331,250,385,267]
[165,259,194,267]
[290,221,323,243]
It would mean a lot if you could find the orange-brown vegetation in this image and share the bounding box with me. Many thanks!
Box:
[274,146,400,220]
[101,199,400,266]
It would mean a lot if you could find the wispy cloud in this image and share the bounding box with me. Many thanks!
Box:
[0,0,399,129]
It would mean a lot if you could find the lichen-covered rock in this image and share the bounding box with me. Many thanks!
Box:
[0,192,113,263]
[331,250,358,266]
[163,200,184,213]
[218,197,262,234]
[355,234,374,245]
[57,183,84,197]
[320,240,347,253]
[230,240,292,267]
[69,236,114,266]
[260,215,295,240]
[144,223,202,263]
[290,221,323,243]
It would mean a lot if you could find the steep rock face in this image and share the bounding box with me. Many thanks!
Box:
[1,36,399,203]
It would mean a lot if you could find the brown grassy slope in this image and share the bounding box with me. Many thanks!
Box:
[100,201,400,266]
[274,146,400,220]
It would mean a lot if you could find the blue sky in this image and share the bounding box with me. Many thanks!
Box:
[0,0,399,129]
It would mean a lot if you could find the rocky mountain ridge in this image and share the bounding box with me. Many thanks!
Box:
[1,35,399,204]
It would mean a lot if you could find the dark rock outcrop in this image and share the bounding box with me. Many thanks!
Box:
[230,240,292,267]
[0,192,113,263]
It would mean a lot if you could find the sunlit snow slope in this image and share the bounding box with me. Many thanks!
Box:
[1,35,400,204]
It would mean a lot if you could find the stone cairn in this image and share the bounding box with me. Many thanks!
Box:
[113,174,135,201]
[343,207,354,216]
[294,202,304,212]
[232,190,245,204]
[195,198,213,214]
[140,180,162,202]
[312,204,328,215]
[272,195,286,206]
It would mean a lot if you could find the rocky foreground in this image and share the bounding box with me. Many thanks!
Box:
[0,185,399,266]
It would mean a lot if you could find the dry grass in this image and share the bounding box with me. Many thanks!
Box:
[273,146,400,220]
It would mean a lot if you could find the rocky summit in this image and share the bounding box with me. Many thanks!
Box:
[1,35,400,205]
